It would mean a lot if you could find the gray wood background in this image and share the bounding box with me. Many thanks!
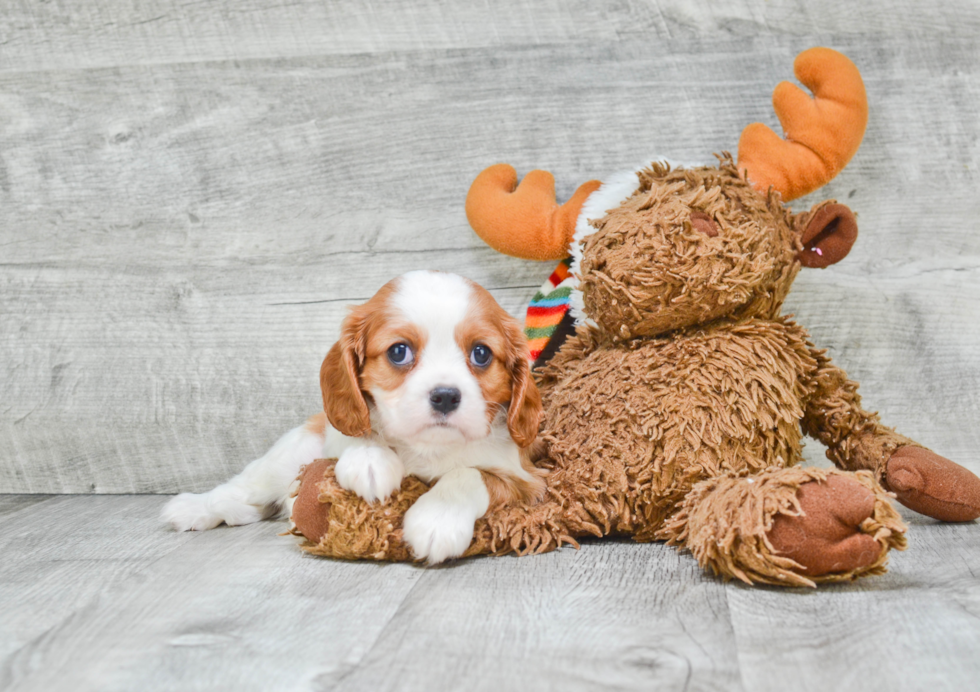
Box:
[1,2,979,690]
[3,0,978,495]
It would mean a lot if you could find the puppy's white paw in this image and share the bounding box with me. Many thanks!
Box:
[160,493,224,532]
[160,488,267,531]
[402,492,477,564]
[335,445,405,503]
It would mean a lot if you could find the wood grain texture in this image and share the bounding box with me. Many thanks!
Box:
[0,495,977,691]
[0,495,51,518]
[0,495,424,692]
[2,3,979,690]
[2,1,978,72]
[3,27,979,492]
[328,542,741,692]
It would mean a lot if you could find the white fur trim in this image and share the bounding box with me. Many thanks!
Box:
[568,156,706,325]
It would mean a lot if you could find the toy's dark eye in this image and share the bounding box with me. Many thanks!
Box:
[387,343,414,366]
[470,344,492,368]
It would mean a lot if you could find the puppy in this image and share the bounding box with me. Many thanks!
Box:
[161,271,545,563]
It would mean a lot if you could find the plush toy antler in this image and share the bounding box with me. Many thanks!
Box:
[465,165,600,261]
[737,47,868,201]
[466,47,867,259]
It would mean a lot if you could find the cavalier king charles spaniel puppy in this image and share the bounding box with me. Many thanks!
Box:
[161,271,545,563]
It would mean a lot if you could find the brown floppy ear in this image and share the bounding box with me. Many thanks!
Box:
[500,316,543,448]
[507,355,542,448]
[320,311,372,438]
[796,201,858,268]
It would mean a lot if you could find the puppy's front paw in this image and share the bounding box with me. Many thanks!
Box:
[402,493,477,564]
[335,445,405,503]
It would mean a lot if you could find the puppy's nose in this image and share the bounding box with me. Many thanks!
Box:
[429,387,461,414]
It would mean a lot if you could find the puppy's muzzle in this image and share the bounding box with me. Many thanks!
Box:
[429,387,461,414]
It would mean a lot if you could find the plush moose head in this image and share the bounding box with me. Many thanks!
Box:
[571,160,858,340]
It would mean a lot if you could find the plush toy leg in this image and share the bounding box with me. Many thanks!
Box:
[659,467,906,587]
[289,458,596,561]
[766,474,895,578]
[289,458,428,561]
[803,352,980,521]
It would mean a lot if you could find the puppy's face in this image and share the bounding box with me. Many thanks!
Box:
[320,271,541,449]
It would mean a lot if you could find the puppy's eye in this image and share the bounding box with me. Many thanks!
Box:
[387,343,414,366]
[470,344,492,368]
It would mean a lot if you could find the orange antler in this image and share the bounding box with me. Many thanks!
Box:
[465,164,601,261]
[737,47,868,202]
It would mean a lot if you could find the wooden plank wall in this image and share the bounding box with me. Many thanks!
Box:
[2,1,979,493]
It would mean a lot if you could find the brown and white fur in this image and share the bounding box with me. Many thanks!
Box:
[160,271,544,563]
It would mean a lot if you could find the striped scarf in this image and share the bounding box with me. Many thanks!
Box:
[525,258,578,368]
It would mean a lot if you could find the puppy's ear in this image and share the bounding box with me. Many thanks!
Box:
[503,320,543,448]
[320,309,372,438]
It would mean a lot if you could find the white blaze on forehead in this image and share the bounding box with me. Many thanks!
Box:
[393,271,473,335]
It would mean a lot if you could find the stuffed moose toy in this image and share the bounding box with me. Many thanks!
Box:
[291,48,980,586]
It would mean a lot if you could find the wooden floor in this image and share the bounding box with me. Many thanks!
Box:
[1,494,978,692]
[3,1,980,690]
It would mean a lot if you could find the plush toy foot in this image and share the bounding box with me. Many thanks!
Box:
[290,458,336,542]
[288,458,431,561]
[663,468,905,587]
[767,475,883,577]
[885,447,980,522]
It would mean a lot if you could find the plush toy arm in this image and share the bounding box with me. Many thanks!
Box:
[801,351,910,473]
[802,350,980,521]
[465,164,601,261]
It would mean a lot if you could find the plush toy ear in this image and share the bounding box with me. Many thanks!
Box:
[796,201,858,268]
[320,310,372,438]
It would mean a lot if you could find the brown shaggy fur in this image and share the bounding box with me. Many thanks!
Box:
[291,156,969,585]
